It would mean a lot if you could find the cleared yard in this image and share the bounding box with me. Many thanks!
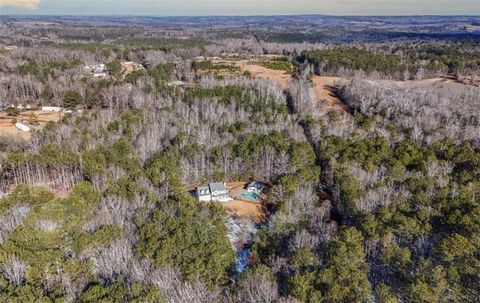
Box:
[0,110,63,140]
[222,200,265,223]
[225,181,266,223]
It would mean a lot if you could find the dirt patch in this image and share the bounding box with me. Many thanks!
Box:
[0,110,64,140]
[226,181,266,223]
[121,62,144,77]
[222,200,265,223]
[311,76,350,112]
[237,61,291,89]
[211,59,291,89]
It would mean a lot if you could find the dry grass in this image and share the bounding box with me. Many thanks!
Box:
[221,200,265,223]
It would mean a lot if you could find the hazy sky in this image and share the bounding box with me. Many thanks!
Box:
[0,0,479,16]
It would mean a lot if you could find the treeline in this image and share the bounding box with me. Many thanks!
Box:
[302,45,480,80]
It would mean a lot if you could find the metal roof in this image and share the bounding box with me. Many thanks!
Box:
[209,182,226,193]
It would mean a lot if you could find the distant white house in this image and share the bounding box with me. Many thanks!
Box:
[85,64,107,78]
[247,182,265,195]
[41,106,62,112]
[15,122,30,132]
[197,182,233,202]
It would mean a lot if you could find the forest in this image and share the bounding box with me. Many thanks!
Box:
[0,15,479,303]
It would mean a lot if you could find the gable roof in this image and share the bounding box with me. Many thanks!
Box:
[209,182,226,193]
[197,186,210,196]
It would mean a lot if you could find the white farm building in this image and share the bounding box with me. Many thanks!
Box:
[197,182,233,202]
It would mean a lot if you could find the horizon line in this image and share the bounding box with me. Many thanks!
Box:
[1,13,479,17]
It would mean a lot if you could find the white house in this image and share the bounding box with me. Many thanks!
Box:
[197,186,212,202]
[85,63,107,78]
[196,182,233,202]
[247,182,265,195]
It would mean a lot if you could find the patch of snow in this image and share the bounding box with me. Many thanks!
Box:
[36,219,58,232]
[226,217,259,274]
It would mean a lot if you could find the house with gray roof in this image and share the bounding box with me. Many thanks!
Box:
[196,182,232,202]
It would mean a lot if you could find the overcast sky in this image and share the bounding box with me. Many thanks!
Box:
[0,0,479,16]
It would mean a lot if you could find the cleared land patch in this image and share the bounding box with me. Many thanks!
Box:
[187,181,266,223]
[0,110,63,140]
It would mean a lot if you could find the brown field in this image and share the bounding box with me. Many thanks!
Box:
[211,59,292,89]
[235,60,291,89]
[0,110,63,140]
